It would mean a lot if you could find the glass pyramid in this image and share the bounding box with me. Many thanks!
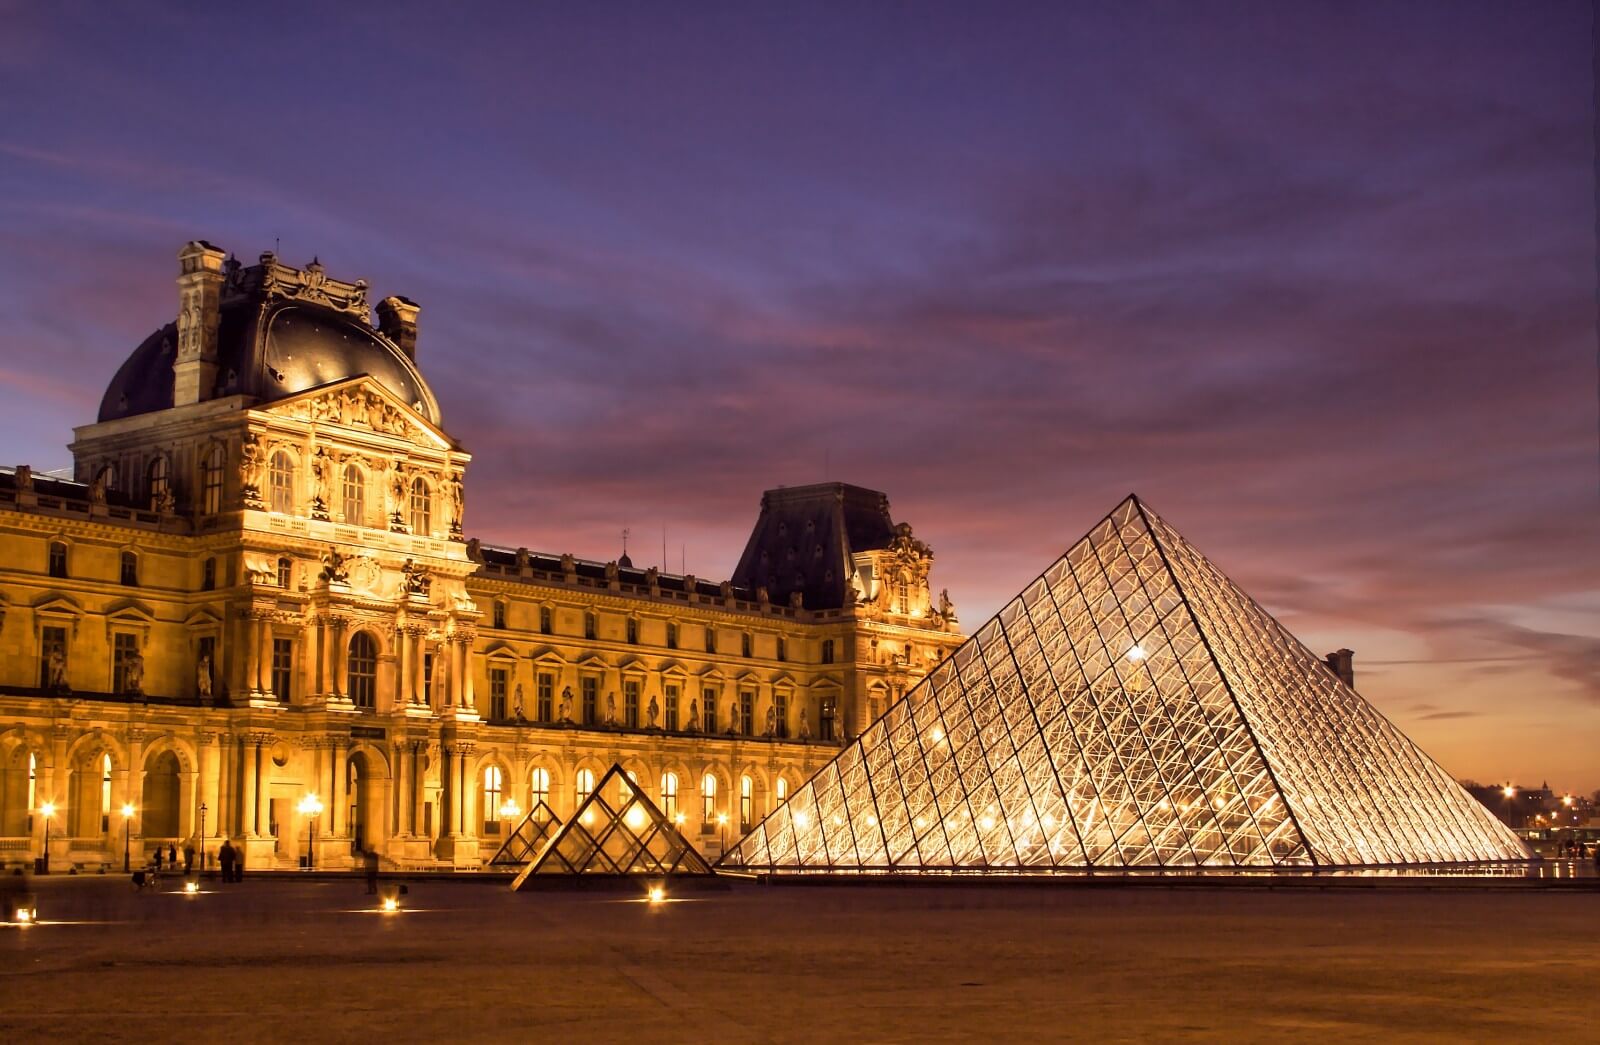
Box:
[512,763,714,887]
[486,800,563,868]
[722,496,1527,872]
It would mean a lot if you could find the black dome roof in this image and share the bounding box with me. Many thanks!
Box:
[97,256,439,426]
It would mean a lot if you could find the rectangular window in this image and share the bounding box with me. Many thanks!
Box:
[202,557,215,591]
[624,679,640,728]
[271,637,293,702]
[740,690,754,736]
[822,639,835,664]
[741,633,752,658]
[40,626,67,689]
[777,637,786,662]
[775,691,788,739]
[536,672,554,722]
[539,606,552,634]
[48,542,68,579]
[666,623,678,649]
[493,602,507,629]
[626,618,638,644]
[704,628,716,654]
[113,633,139,694]
[702,687,717,733]
[423,652,434,707]
[490,667,509,720]
[665,684,680,731]
[119,551,138,587]
[584,613,596,640]
[821,697,837,742]
[581,676,598,725]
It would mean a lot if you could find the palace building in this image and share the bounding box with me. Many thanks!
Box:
[0,242,964,872]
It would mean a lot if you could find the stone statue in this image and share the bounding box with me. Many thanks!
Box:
[788,590,804,610]
[765,705,776,737]
[938,588,956,620]
[240,434,263,500]
[401,558,430,597]
[798,706,811,740]
[559,687,573,723]
[604,692,617,726]
[757,585,770,607]
[726,698,740,735]
[125,648,145,695]
[46,646,68,692]
[152,486,175,514]
[686,698,699,733]
[197,654,213,699]
[513,683,526,722]
[310,447,330,513]
[604,560,620,584]
[515,547,530,571]
[445,472,464,534]
[647,694,659,728]
[319,548,349,584]
[388,469,406,516]
[88,470,109,507]
[14,464,32,493]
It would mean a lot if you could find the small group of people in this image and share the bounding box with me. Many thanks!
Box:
[216,839,247,882]
[148,842,197,875]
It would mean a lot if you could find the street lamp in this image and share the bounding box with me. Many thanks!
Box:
[38,802,56,875]
[199,802,208,874]
[121,803,136,873]
[716,811,728,852]
[299,794,324,870]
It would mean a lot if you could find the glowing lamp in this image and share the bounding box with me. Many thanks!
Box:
[184,880,199,895]
[15,908,31,924]
[1501,786,1515,799]
[647,884,666,904]
[673,812,686,826]
[1126,645,1147,662]
[499,799,522,820]
[381,897,399,913]
[121,803,136,819]
[298,794,324,817]
[791,811,809,828]
[624,805,647,830]
[38,802,55,819]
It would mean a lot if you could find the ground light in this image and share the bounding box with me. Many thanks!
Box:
[184,880,200,895]
[10,894,38,924]
[647,882,666,904]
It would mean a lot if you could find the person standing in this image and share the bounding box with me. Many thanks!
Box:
[218,840,235,884]
[152,846,163,873]
[364,848,379,894]
[183,843,195,875]
[234,845,245,882]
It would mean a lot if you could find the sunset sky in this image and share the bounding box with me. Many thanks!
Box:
[1,2,1595,792]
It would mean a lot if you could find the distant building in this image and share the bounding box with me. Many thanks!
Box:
[0,243,963,872]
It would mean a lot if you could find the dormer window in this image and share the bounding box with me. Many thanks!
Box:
[409,476,432,535]
[268,452,294,514]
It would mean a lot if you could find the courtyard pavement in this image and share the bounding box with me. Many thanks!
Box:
[1,872,1594,1042]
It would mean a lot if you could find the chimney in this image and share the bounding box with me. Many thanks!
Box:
[1324,648,1355,689]
[173,240,228,406]
[377,296,420,361]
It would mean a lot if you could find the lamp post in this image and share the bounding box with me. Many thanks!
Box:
[199,802,208,874]
[716,811,728,853]
[38,802,56,875]
[121,803,136,873]
[299,794,323,870]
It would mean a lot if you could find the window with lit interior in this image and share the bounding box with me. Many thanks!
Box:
[346,632,378,709]
[408,476,431,534]
[268,451,294,514]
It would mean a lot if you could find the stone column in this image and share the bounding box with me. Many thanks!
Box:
[397,628,413,705]
[462,643,477,710]
[439,745,453,836]
[330,740,345,838]
[411,745,425,836]
[252,737,265,836]
[257,617,274,694]
[414,638,428,707]
[242,612,260,697]
[318,618,334,697]
[239,735,257,838]
[332,620,349,698]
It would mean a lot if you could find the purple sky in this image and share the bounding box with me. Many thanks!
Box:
[2,2,1595,792]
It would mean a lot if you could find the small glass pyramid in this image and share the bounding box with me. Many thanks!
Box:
[512,763,714,886]
[722,496,1527,872]
[486,800,563,868]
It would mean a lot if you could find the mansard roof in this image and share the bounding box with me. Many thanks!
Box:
[731,482,899,612]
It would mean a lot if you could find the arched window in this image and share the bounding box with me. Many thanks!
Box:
[200,445,225,514]
[47,541,68,579]
[574,767,595,805]
[660,772,679,820]
[409,476,431,535]
[96,463,118,492]
[701,773,717,823]
[146,456,169,508]
[268,451,295,514]
[775,777,788,803]
[740,775,753,829]
[101,753,112,831]
[529,766,550,817]
[346,632,378,709]
[341,463,365,526]
[482,766,503,834]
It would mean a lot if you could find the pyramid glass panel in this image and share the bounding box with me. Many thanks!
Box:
[487,800,563,868]
[512,763,713,886]
[721,496,1528,873]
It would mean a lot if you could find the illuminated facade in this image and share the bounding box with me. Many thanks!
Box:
[723,496,1528,871]
[0,242,963,873]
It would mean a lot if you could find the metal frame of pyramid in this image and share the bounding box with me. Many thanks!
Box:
[512,762,715,887]
[486,800,564,868]
[720,496,1528,873]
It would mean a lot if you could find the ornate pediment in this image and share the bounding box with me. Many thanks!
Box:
[266,378,448,449]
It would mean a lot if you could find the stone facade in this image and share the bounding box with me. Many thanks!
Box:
[0,244,962,872]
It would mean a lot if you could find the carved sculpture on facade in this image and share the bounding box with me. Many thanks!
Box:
[197,654,213,700]
[560,553,577,582]
[124,648,145,695]
[686,698,700,733]
[513,684,526,722]
[88,469,109,508]
[647,693,660,728]
[310,447,331,520]
[798,706,812,740]
[604,691,617,726]
[13,464,32,493]
[765,705,776,737]
[444,471,464,538]
[240,432,264,507]
[319,548,350,585]
[152,486,175,514]
[558,686,573,723]
[388,466,407,531]
[401,558,431,598]
[46,646,69,693]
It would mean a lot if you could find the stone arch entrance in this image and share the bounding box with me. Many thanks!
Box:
[346,748,387,855]
[142,750,182,839]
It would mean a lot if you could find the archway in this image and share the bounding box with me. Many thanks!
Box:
[346,749,386,854]
[142,751,181,838]
[0,746,38,836]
